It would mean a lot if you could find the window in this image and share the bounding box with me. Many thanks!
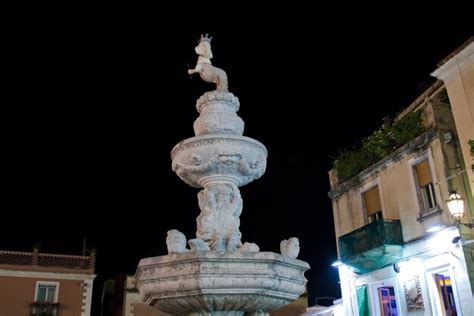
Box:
[363,186,383,223]
[378,286,399,316]
[36,284,56,303]
[31,282,59,316]
[434,272,457,315]
[414,160,437,211]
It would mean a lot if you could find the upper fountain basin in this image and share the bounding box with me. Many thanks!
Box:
[171,134,267,188]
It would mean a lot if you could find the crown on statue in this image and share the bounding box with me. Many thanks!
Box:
[200,34,212,43]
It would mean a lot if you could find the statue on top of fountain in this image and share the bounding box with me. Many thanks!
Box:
[188,34,228,93]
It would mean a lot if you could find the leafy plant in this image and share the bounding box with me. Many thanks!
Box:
[334,148,369,182]
[334,111,426,182]
[362,127,393,162]
[391,111,424,145]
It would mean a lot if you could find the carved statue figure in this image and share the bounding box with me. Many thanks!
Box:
[217,152,242,165]
[188,34,228,92]
[188,238,210,251]
[197,183,242,251]
[166,229,190,254]
[280,237,300,259]
[173,154,218,177]
[238,242,260,253]
[239,158,265,180]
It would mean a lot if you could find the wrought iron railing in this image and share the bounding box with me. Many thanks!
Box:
[338,219,403,260]
[30,301,59,316]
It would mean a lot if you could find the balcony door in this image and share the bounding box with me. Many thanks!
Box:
[434,273,457,315]
[363,185,383,223]
[426,265,461,316]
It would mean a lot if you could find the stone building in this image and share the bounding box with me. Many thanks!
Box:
[328,38,473,315]
[0,248,96,316]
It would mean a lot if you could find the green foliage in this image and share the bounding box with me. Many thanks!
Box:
[334,148,369,182]
[334,111,426,182]
[362,127,393,162]
[469,139,474,156]
[391,111,424,144]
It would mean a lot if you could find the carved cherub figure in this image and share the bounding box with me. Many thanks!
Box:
[239,158,265,180]
[188,238,210,251]
[280,237,300,259]
[173,154,218,177]
[196,183,243,251]
[238,242,260,253]
[166,229,190,254]
[188,34,228,92]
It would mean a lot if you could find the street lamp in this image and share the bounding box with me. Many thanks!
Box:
[447,191,474,229]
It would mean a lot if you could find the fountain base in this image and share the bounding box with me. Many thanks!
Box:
[136,251,309,315]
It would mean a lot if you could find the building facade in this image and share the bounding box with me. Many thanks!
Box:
[432,38,474,292]
[0,249,96,316]
[328,39,473,316]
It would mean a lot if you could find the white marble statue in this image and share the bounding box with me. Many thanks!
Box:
[188,34,228,92]
[238,242,260,252]
[173,154,218,177]
[280,237,300,259]
[239,158,265,181]
[188,238,210,251]
[197,183,242,251]
[166,229,190,254]
[136,36,310,315]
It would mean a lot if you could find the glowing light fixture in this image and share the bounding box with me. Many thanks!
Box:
[331,260,343,267]
[447,191,473,229]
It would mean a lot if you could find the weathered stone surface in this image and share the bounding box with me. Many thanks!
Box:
[196,182,242,251]
[194,91,244,136]
[137,36,310,315]
[280,237,300,259]
[188,35,228,93]
[171,135,266,251]
[136,252,309,314]
[171,135,267,188]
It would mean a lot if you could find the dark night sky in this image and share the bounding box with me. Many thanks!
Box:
[2,8,472,312]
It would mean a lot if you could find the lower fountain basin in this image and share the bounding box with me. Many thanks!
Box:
[135,251,309,314]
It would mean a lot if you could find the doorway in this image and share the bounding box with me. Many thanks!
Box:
[377,286,399,316]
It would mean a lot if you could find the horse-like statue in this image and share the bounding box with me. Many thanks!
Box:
[188,34,228,92]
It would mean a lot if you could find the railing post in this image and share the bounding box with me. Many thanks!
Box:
[32,248,39,266]
[88,252,96,270]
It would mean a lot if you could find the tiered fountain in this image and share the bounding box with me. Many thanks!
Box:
[135,35,309,315]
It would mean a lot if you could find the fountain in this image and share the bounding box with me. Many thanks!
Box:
[135,34,309,315]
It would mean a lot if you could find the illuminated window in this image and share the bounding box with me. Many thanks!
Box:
[434,272,457,315]
[378,286,399,316]
[414,160,437,211]
[363,186,383,223]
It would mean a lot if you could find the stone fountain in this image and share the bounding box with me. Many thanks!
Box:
[135,35,309,315]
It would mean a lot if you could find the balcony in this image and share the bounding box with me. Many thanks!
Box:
[338,219,404,274]
[30,302,59,316]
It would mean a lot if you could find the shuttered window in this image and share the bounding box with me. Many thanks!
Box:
[364,186,382,215]
[414,159,437,210]
[415,160,432,187]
